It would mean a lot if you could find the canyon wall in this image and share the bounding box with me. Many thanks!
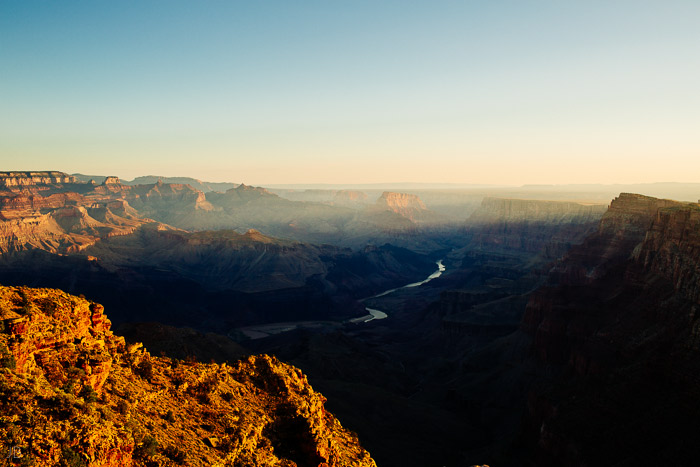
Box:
[466,197,607,259]
[0,171,77,188]
[0,285,376,466]
[521,193,700,466]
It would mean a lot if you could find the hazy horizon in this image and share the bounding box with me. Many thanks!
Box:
[2,2,699,185]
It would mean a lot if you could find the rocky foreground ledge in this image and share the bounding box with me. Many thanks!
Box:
[0,285,376,467]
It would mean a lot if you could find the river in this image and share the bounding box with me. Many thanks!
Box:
[237,259,446,338]
[353,259,446,322]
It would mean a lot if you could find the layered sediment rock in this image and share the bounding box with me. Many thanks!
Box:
[466,197,607,259]
[0,198,147,254]
[374,192,428,221]
[520,193,700,466]
[333,190,369,207]
[0,285,376,466]
[0,173,157,254]
[127,181,214,216]
[0,171,77,188]
[470,197,606,224]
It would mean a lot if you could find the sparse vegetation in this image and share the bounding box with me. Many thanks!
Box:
[115,399,130,415]
[134,435,158,460]
[79,384,97,404]
[16,289,32,315]
[59,447,87,467]
[97,406,114,421]
[1,343,16,369]
[136,358,154,380]
[48,392,79,419]
[0,286,376,466]
[162,444,186,463]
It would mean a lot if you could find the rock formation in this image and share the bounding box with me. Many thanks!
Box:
[0,188,147,255]
[465,197,607,259]
[520,193,700,465]
[124,176,238,193]
[0,285,376,466]
[374,192,428,221]
[332,190,369,207]
[469,197,606,224]
[0,171,77,188]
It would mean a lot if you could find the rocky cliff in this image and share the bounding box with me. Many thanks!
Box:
[0,171,77,188]
[0,173,213,255]
[0,188,147,254]
[0,285,376,466]
[520,193,700,466]
[470,197,606,224]
[333,190,368,207]
[124,176,238,193]
[374,192,428,221]
[465,197,606,259]
[126,181,215,220]
[1,171,456,249]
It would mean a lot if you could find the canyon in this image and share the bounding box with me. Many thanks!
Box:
[2,171,699,466]
[0,172,442,329]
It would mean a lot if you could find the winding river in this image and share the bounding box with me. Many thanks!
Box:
[356,259,446,323]
[237,259,446,338]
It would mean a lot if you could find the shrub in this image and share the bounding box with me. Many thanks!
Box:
[79,385,97,404]
[0,345,16,369]
[61,379,76,394]
[193,376,217,396]
[98,406,115,421]
[136,359,154,380]
[134,435,158,459]
[123,389,135,402]
[59,447,87,467]
[49,392,79,419]
[164,410,176,423]
[171,372,186,388]
[162,445,186,464]
[16,290,32,315]
[115,399,130,415]
[66,367,86,378]
[16,454,35,466]
[37,297,60,316]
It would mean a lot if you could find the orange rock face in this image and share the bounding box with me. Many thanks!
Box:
[375,191,428,221]
[0,172,149,254]
[0,286,377,466]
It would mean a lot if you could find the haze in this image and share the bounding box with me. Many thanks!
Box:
[2,1,699,185]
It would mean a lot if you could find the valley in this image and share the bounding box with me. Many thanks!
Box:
[4,4,697,466]
[1,171,699,466]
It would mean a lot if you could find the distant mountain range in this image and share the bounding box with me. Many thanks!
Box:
[72,173,239,193]
[0,171,439,329]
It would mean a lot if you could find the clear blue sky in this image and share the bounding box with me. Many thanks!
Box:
[1,1,699,184]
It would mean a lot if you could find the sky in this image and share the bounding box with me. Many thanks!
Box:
[1,1,699,185]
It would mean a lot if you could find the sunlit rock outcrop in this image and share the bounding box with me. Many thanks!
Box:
[0,285,377,466]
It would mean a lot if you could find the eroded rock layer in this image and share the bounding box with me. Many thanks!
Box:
[521,193,700,466]
[466,197,607,258]
[0,285,376,467]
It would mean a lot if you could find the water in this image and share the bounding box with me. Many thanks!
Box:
[237,259,447,336]
[361,259,445,322]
